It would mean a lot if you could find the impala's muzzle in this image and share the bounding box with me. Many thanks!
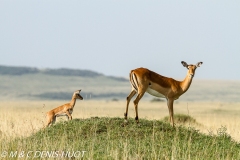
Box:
[76,94,83,100]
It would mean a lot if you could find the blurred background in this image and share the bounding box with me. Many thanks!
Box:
[0,1,239,101]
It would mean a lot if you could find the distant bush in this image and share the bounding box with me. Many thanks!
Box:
[111,98,119,101]
[150,98,165,102]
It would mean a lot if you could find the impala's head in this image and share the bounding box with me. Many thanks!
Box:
[181,61,203,78]
[73,89,83,100]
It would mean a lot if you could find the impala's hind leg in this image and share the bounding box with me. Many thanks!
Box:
[132,83,148,124]
[45,114,54,128]
[124,90,136,123]
[45,119,52,128]
[133,92,145,124]
[52,116,56,124]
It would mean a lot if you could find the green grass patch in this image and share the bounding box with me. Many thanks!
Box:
[2,117,240,159]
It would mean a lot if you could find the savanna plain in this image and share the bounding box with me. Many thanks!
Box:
[1,100,240,140]
[1,68,240,159]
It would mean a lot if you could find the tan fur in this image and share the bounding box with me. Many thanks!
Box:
[45,90,83,128]
[124,61,203,126]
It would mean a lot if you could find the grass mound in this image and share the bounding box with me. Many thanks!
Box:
[163,114,199,125]
[4,117,240,159]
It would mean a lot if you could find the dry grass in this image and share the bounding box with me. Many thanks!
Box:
[1,100,240,142]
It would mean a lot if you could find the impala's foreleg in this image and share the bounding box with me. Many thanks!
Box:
[125,90,136,122]
[167,99,175,127]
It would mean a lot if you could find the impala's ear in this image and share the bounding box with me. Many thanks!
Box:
[75,90,81,94]
[196,62,203,67]
[181,61,188,68]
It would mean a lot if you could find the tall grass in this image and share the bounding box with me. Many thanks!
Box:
[1,117,240,159]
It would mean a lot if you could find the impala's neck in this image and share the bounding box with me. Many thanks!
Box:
[69,97,77,108]
[180,73,193,93]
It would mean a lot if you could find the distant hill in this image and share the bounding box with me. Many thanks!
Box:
[0,65,127,81]
[0,64,129,100]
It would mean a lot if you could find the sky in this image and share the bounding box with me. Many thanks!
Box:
[0,1,240,80]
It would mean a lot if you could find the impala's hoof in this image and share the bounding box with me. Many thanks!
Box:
[121,120,128,127]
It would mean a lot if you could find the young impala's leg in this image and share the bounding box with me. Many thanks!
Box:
[52,116,56,124]
[45,113,54,128]
[66,111,72,120]
[125,90,137,122]
[45,116,52,128]
[167,98,175,127]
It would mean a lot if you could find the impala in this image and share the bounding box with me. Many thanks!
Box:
[124,61,203,126]
[45,90,83,128]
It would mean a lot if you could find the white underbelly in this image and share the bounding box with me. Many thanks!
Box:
[55,109,73,117]
[56,113,67,117]
[146,88,165,98]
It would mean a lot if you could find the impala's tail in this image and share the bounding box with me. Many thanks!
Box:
[129,71,139,92]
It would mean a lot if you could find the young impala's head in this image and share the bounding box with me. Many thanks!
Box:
[73,90,84,100]
[181,61,203,78]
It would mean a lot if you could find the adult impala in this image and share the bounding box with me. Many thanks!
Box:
[124,61,203,127]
